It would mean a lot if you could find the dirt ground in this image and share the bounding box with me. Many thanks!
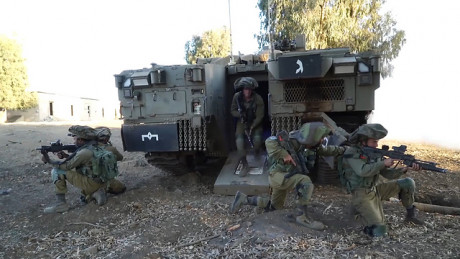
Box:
[1,121,459,259]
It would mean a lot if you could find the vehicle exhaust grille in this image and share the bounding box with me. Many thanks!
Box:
[284,79,345,103]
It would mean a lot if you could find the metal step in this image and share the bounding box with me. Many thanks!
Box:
[213,151,270,196]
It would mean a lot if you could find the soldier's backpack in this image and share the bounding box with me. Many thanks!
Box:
[89,145,119,182]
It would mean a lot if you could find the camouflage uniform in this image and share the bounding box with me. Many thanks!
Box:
[230,77,265,159]
[44,126,107,213]
[340,124,422,237]
[231,122,345,230]
[94,126,126,195]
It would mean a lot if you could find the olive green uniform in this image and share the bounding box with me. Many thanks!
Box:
[230,91,264,155]
[255,136,345,209]
[101,144,126,194]
[341,144,416,234]
[53,145,105,199]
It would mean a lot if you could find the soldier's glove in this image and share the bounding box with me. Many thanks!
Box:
[56,151,69,159]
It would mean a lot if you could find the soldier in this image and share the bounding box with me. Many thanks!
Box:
[230,122,346,230]
[41,125,108,213]
[94,127,126,195]
[230,77,265,176]
[339,123,423,237]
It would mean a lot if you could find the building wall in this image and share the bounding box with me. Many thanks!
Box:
[6,92,119,122]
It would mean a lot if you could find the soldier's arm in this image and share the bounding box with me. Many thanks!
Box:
[265,136,289,162]
[251,94,265,129]
[230,94,241,118]
[344,151,386,178]
[55,149,93,171]
[316,145,346,156]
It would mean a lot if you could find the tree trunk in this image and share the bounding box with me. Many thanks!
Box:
[414,202,460,216]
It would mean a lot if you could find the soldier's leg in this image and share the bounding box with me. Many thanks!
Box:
[230,191,270,213]
[252,127,263,155]
[352,188,387,237]
[44,168,70,213]
[268,171,292,209]
[293,175,324,230]
[378,178,423,225]
[107,179,126,194]
[65,171,107,205]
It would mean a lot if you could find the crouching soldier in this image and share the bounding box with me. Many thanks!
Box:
[94,126,126,195]
[41,125,108,213]
[230,122,346,230]
[339,123,424,237]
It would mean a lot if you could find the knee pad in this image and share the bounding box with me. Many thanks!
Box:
[51,168,66,183]
[397,177,415,193]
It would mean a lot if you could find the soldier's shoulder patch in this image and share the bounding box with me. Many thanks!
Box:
[359,154,368,160]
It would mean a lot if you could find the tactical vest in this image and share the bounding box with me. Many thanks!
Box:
[238,92,257,125]
[338,147,380,193]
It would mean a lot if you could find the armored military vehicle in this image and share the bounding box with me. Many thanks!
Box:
[115,37,381,195]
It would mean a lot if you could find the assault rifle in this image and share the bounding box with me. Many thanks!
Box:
[36,139,78,155]
[236,93,254,148]
[276,130,309,178]
[363,145,448,173]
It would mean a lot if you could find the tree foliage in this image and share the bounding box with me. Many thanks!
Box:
[0,36,37,110]
[185,27,231,64]
[257,0,405,77]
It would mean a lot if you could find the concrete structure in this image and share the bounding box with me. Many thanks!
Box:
[6,91,119,122]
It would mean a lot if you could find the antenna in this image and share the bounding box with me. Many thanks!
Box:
[268,0,275,61]
[228,0,235,65]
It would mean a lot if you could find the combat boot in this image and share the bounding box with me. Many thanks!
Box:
[91,188,107,206]
[295,205,325,230]
[44,194,69,214]
[230,191,248,213]
[405,206,424,225]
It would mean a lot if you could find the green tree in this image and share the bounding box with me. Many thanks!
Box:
[257,0,405,77]
[185,27,231,64]
[0,35,37,110]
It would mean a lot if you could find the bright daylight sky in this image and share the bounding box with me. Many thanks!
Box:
[0,0,459,150]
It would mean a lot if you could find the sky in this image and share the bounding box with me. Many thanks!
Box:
[1,0,459,149]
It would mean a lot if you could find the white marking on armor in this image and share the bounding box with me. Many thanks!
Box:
[141,132,159,141]
[296,59,303,74]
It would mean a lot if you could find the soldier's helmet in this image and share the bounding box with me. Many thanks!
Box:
[95,127,112,140]
[349,123,387,143]
[289,122,331,146]
[68,125,96,140]
[234,77,258,91]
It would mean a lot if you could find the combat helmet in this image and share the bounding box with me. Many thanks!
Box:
[233,77,258,91]
[68,125,96,140]
[95,126,111,140]
[349,123,387,143]
[289,122,331,146]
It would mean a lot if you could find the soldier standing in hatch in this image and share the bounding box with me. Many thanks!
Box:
[230,77,265,176]
[339,123,424,237]
[41,125,107,213]
[230,122,346,230]
[94,126,126,195]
